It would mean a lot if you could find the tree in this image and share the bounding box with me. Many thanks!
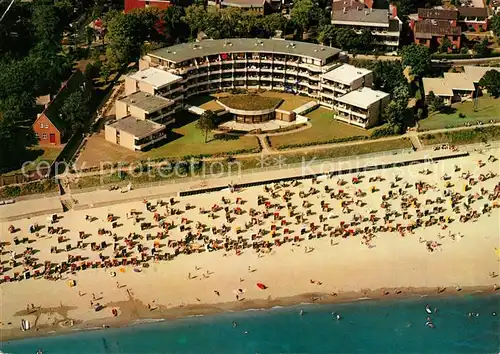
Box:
[259,13,288,37]
[61,90,91,133]
[473,38,490,57]
[196,110,216,143]
[0,2,34,58]
[31,0,62,50]
[28,48,71,96]
[159,6,189,44]
[400,43,431,78]
[357,29,374,51]
[393,83,410,104]
[317,25,337,46]
[290,0,323,37]
[438,37,452,53]
[382,83,411,133]
[335,27,358,50]
[426,91,445,112]
[491,14,500,37]
[383,101,410,134]
[478,70,500,98]
[105,12,144,69]
[372,61,406,96]
[0,93,37,170]
[183,5,207,38]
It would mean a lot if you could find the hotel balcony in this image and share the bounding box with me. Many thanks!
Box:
[134,133,167,151]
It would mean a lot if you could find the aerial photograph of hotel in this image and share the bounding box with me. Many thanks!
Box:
[0,0,499,352]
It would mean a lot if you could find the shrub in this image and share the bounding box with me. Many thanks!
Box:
[0,179,58,198]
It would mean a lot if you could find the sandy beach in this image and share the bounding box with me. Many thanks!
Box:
[1,148,499,342]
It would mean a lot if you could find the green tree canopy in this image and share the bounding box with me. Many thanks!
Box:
[196,110,216,143]
[478,70,500,98]
[61,90,91,132]
[491,14,500,37]
[0,93,37,169]
[372,61,406,96]
[0,2,34,58]
[438,37,452,53]
[290,0,323,36]
[426,91,445,112]
[105,12,144,69]
[31,0,62,49]
[183,5,208,38]
[259,13,288,37]
[400,43,431,78]
[382,83,411,133]
[317,25,337,46]
[473,38,490,57]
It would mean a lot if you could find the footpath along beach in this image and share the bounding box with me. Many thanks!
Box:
[0,147,499,342]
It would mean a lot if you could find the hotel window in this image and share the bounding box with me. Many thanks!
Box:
[42,133,48,139]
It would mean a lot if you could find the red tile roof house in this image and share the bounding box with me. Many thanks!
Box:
[124,0,170,13]
[458,7,488,32]
[32,70,91,146]
[411,9,461,50]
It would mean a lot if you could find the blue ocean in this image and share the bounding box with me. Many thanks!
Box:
[2,294,499,354]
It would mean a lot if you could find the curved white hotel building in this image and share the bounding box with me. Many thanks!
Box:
[107,39,389,151]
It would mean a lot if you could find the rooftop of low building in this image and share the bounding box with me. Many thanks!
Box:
[149,39,341,64]
[108,116,165,139]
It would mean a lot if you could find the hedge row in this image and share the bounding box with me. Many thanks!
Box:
[431,52,500,60]
[276,135,369,150]
[0,178,58,199]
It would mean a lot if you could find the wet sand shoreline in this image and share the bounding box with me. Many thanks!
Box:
[2,286,497,343]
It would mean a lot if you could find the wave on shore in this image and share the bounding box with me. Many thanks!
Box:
[2,293,498,354]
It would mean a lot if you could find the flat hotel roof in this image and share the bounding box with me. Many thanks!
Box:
[128,68,183,89]
[336,87,389,109]
[119,91,173,113]
[149,39,341,64]
[109,116,165,139]
[321,64,372,85]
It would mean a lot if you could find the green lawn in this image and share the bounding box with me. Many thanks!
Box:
[187,91,314,113]
[418,95,500,131]
[1,146,63,176]
[262,91,315,111]
[143,112,260,158]
[269,107,374,149]
[218,94,282,110]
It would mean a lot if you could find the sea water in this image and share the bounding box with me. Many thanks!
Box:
[2,294,499,354]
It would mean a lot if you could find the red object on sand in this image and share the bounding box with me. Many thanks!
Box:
[257,283,267,290]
